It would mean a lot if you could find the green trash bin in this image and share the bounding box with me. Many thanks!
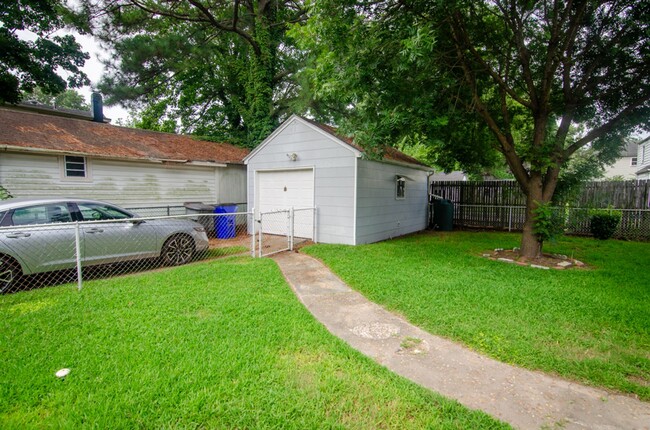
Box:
[433,199,454,231]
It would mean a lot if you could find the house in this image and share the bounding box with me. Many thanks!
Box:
[244,115,431,245]
[430,171,467,181]
[0,102,249,211]
[635,137,650,180]
[602,140,639,179]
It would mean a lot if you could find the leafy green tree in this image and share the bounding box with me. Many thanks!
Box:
[0,0,89,104]
[79,0,307,147]
[22,87,90,110]
[297,0,650,257]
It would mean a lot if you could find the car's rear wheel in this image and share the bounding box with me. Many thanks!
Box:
[161,234,195,266]
[0,255,21,293]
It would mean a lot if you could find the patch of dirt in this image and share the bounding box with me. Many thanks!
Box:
[483,248,591,270]
[627,375,650,388]
[398,337,430,355]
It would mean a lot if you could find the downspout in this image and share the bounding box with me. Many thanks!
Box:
[427,171,435,229]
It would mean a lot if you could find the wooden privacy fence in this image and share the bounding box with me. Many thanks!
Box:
[430,180,650,240]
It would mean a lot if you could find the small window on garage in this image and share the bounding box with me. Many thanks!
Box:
[396,175,406,199]
[64,156,87,178]
[631,157,638,166]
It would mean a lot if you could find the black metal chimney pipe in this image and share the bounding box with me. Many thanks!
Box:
[91,92,104,123]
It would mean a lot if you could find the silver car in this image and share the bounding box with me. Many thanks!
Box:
[0,198,209,292]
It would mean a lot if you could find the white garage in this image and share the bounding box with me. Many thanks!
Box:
[245,115,431,245]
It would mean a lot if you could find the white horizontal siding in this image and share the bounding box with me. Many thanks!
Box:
[0,151,246,207]
[603,156,637,179]
[247,118,356,245]
[355,160,428,244]
[218,167,247,204]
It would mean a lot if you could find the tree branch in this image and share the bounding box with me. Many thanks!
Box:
[448,12,530,191]
[186,0,261,56]
[565,94,650,158]
[450,9,533,110]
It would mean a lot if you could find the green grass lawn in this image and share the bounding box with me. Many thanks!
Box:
[0,256,507,429]
[303,231,650,401]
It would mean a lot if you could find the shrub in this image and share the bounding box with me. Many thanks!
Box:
[0,185,11,200]
[533,201,565,242]
[590,209,621,240]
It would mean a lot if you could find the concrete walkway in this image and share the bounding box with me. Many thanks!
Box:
[272,251,650,430]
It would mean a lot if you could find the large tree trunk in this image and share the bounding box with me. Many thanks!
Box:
[520,174,544,259]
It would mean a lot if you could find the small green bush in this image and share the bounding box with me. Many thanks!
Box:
[532,201,564,242]
[0,185,11,200]
[590,210,621,240]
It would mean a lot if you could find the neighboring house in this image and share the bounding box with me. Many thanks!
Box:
[245,115,431,245]
[0,104,249,210]
[636,137,650,180]
[430,171,467,181]
[603,140,639,179]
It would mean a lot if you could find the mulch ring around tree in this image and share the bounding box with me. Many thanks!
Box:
[482,248,591,270]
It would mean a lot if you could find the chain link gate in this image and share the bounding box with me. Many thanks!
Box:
[253,207,316,257]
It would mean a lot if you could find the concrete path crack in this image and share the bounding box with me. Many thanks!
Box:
[272,251,650,430]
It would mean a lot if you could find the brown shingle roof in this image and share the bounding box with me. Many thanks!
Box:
[0,107,249,164]
[300,116,429,168]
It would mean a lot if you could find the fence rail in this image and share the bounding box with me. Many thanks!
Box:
[125,202,248,217]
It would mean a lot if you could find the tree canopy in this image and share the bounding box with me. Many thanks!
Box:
[296,0,650,257]
[79,0,308,147]
[0,0,89,104]
[22,87,90,110]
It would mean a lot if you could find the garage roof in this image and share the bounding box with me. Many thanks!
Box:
[301,117,429,168]
[0,107,249,165]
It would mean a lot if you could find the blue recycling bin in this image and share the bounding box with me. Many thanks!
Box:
[215,204,238,239]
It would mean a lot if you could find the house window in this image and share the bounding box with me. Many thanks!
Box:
[396,176,406,199]
[64,156,87,178]
[631,157,638,166]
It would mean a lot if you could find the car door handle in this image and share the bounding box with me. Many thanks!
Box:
[86,228,104,233]
[5,232,31,238]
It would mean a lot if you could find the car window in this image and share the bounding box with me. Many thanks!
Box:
[10,204,72,226]
[76,202,132,221]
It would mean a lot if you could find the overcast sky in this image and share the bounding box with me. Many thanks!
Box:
[69,32,131,124]
[18,27,130,124]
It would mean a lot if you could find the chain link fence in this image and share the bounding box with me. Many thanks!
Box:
[451,204,650,240]
[0,212,253,294]
[1,205,317,294]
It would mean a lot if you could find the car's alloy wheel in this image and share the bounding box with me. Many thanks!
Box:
[0,255,19,293]
[161,234,195,266]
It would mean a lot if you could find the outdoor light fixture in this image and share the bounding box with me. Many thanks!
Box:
[287,153,298,161]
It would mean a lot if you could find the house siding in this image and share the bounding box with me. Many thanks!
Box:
[0,151,246,207]
[246,119,356,245]
[603,156,637,179]
[355,159,428,245]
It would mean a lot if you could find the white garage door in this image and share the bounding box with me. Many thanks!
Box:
[256,169,314,238]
